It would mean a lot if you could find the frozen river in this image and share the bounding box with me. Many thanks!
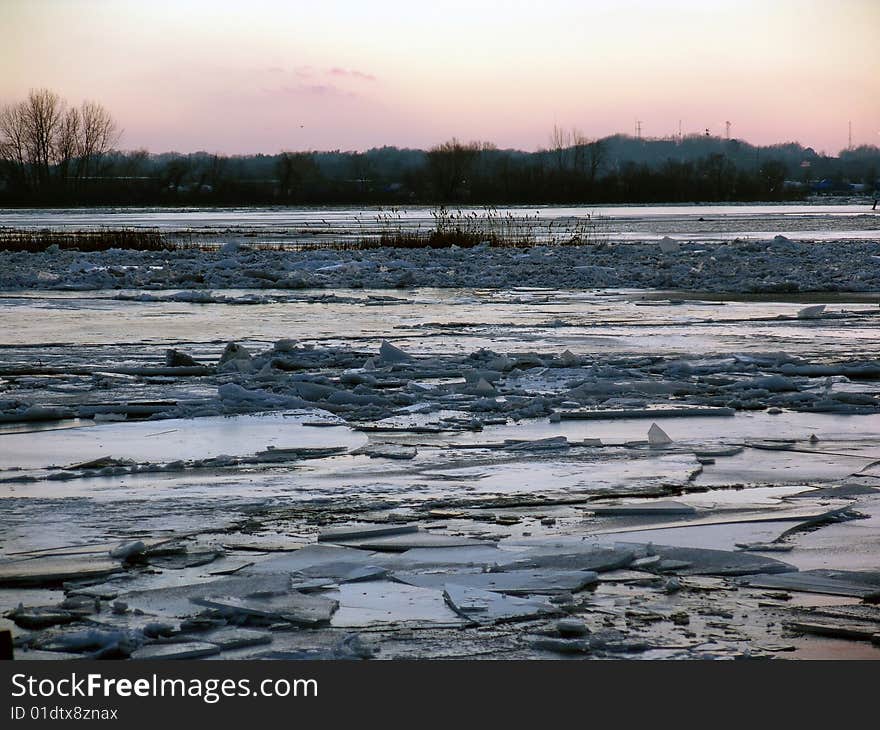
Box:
[2,287,879,356]
[2,202,879,245]
[2,213,880,660]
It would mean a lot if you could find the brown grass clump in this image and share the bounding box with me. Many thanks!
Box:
[0,228,178,252]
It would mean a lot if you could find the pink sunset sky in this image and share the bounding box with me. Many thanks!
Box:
[2,0,878,155]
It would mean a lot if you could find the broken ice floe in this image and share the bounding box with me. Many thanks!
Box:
[740,570,880,600]
[10,236,880,293]
[5,274,880,659]
[395,569,599,595]
[442,584,560,624]
[0,557,123,587]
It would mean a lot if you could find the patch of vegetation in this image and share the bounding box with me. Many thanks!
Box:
[356,207,606,249]
[0,228,180,252]
[1,208,608,253]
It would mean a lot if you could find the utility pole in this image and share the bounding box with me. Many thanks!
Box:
[678,119,682,143]
[725,121,731,140]
[848,120,852,150]
[635,120,642,139]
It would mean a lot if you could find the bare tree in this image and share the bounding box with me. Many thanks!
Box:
[549,124,571,172]
[0,89,119,195]
[55,106,82,185]
[0,103,30,189]
[76,100,119,180]
[23,89,64,188]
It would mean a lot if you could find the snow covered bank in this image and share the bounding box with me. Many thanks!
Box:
[3,236,880,293]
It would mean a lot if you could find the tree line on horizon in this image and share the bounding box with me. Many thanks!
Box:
[1,89,878,206]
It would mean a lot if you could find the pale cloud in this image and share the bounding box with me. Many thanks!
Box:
[279,83,357,98]
[329,67,377,82]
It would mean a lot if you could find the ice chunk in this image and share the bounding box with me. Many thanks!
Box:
[532,636,592,654]
[378,340,413,363]
[38,628,138,656]
[318,524,419,543]
[658,236,680,254]
[248,544,384,574]
[292,381,335,401]
[560,407,734,420]
[121,574,293,618]
[797,304,826,319]
[164,349,201,367]
[0,405,75,423]
[493,545,635,573]
[333,633,378,659]
[328,582,463,628]
[648,423,673,446]
[388,546,511,569]
[217,342,253,372]
[131,642,220,660]
[192,591,339,626]
[0,557,123,587]
[472,378,496,396]
[200,627,272,650]
[487,355,516,371]
[218,341,252,365]
[273,338,297,352]
[109,541,146,561]
[442,584,560,624]
[352,443,418,460]
[325,531,486,553]
[589,501,696,516]
[9,607,79,630]
[148,550,222,570]
[503,436,569,451]
[784,620,879,642]
[740,570,880,599]
[217,383,309,410]
[294,563,388,584]
[735,542,793,553]
[557,618,590,637]
[620,544,797,576]
[93,413,126,422]
[395,569,598,595]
